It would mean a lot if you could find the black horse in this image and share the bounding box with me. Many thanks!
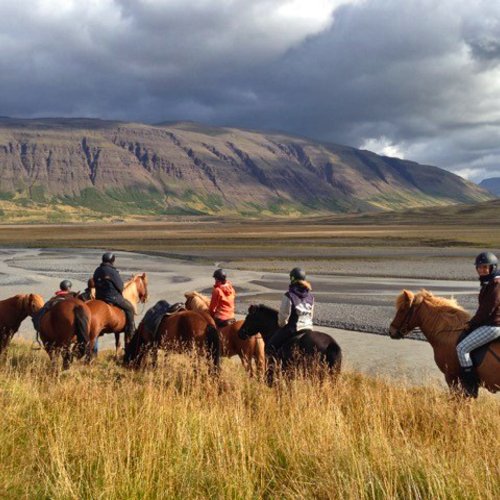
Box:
[239,304,342,385]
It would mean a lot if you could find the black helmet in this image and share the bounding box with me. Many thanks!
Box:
[102,252,115,264]
[475,251,498,270]
[290,267,306,281]
[60,279,72,291]
[213,268,226,281]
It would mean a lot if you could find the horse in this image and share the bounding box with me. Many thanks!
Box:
[38,297,91,370]
[389,289,500,395]
[0,293,45,355]
[184,291,265,377]
[86,273,148,358]
[238,304,342,385]
[124,309,220,376]
[77,278,95,301]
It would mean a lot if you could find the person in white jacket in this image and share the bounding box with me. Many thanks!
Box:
[266,267,314,356]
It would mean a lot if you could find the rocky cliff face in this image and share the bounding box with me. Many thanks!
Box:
[0,118,491,218]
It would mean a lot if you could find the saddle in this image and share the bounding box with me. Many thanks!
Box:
[457,329,500,367]
[140,300,185,340]
[32,296,72,332]
[277,329,311,355]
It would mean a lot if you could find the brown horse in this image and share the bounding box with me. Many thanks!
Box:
[86,273,148,357]
[184,291,265,377]
[389,289,500,394]
[39,297,91,370]
[0,294,44,355]
[124,309,220,375]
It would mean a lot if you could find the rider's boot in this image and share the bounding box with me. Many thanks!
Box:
[458,366,479,399]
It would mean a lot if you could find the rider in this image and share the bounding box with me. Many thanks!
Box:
[93,252,135,339]
[54,280,73,297]
[266,267,314,356]
[209,268,236,328]
[457,251,500,397]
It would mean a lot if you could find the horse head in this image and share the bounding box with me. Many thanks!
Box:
[389,290,424,339]
[239,304,276,340]
[135,273,148,303]
[22,293,45,317]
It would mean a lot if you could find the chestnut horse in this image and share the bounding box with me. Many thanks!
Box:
[184,291,265,377]
[0,293,44,355]
[389,289,500,394]
[39,297,91,370]
[124,309,220,375]
[86,273,148,358]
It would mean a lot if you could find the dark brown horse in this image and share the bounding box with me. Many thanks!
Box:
[184,291,265,377]
[389,289,500,395]
[239,304,342,385]
[0,293,44,355]
[124,309,220,375]
[86,273,148,357]
[39,297,91,370]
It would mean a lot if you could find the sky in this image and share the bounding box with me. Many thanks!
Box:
[1,0,500,182]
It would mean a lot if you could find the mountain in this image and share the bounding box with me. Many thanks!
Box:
[479,177,500,196]
[0,117,492,221]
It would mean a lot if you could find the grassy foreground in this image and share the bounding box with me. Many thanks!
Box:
[0,341,499,499]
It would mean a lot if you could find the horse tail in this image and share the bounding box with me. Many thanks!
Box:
[74,305,89,344]
[326,340,342,376]
[205,323,220,375]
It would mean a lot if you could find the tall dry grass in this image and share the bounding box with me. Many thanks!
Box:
[0,340,498,499]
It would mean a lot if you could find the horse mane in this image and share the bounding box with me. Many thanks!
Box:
[185,291,210,308]
[399,289,470,333]
[254,304,279,316]
[17,294,30,312]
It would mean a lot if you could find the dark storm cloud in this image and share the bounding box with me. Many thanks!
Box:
[1,0,499,181]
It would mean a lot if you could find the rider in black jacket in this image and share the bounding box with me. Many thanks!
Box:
[93,252,135,339]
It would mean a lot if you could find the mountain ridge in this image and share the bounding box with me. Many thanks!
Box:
[479,177,500,196]
[0,117,491,221]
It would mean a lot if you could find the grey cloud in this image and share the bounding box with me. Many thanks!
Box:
[0,0,499,181]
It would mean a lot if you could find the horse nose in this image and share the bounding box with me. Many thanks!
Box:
[389,325,401,339]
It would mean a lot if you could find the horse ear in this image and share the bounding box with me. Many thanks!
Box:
[248,305,256,313]
[403,290,414,304]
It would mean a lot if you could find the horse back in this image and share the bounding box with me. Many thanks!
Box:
[294,330,340,352]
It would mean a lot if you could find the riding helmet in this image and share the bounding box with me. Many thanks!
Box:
[102,252,115,264]
[59,279,72,291]
[474,251,498,271]
[213,268,227,281]
[289,267,306,282]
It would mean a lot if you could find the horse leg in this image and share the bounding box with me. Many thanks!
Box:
[62,345,73,370]
[266,357,276,387]
[0,329,14,356]
[115,332,121,358]
[254,339,266,381]
[151,344,159,369]
[47,346,60,373]
[239,353,253,377]
[86,336,96,364]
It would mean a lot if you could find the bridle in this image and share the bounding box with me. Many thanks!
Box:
[394,300,421,337]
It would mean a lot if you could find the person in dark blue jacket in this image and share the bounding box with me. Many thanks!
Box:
[93,252,135,339]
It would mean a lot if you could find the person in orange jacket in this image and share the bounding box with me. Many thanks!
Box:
[209,269,236,328]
